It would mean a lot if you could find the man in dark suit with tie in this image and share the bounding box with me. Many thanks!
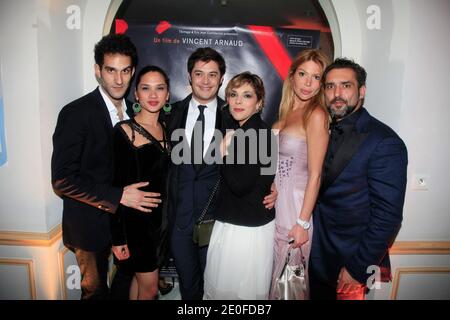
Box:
[51,34,161,299]
[309,58,408,300]
[166,47,277,299]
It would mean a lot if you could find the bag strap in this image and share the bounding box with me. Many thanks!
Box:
[284,246,307,267]
[196,177,221,224]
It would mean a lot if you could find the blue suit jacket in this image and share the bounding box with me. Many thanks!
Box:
[310,108,408,286]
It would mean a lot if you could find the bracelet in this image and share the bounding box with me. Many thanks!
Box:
[296,218,311,230]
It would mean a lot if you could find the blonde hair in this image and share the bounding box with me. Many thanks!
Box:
[278,49,330,128]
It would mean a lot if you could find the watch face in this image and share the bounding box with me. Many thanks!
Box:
[303,222,310,229]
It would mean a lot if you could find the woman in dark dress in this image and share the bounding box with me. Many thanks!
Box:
[110,65,170,300]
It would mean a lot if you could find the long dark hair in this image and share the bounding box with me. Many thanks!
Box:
[135,65,170,89]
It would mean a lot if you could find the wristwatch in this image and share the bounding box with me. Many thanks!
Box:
[296,218,311,230]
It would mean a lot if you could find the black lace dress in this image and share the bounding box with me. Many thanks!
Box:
[110,119,170,272]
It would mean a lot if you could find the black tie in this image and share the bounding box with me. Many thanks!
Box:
[191,105,206,167]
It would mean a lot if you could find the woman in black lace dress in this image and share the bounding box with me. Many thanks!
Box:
[110,65,171,300]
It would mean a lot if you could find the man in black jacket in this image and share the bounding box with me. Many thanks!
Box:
[166,47,277,300]
[51,34,161,299]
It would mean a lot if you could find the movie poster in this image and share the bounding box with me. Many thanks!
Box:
[117,21,320,125]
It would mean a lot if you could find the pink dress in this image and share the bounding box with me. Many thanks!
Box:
[269,133,312,300]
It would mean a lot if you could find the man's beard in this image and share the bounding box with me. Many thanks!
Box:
[327,97,358,121]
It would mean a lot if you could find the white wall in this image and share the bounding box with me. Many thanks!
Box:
[0,0,108,299]
[0,0,47,232]
[394,0,450,241]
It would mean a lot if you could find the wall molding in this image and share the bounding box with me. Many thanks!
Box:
[390,241,450,255]
[390,267,450,300]
[58,246,115,300]
[0,224,62,247]
[319,0,342,57]
[103,0,123,35]
[0,258,36,299]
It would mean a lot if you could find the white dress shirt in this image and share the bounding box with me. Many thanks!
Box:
[184,97,218,157]
[99,86,130,126]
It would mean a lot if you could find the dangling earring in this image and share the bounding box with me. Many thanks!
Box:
[132,102,142,114]
[163,102,172,114]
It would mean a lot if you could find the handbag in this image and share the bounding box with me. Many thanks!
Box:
[274,247,308,300]
[192,219,215,247]
[192,178,221,247]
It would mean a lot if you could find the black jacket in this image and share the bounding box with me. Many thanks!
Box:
[165,94,231,230]
[215,113,276,227]
[311,108,408,285]
[51,88,133,251]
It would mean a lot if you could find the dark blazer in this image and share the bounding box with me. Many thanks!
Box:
[215,113,275,227]
[51,87,133,251]
[310,108,408,286]
[165,94,230,228]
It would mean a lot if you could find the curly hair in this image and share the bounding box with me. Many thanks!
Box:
[135,65,170,90]
[322,58,367,88]
[94,34,138,68]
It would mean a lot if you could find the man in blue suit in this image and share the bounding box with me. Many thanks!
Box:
[165,48,228,300]
[309,58,408,300]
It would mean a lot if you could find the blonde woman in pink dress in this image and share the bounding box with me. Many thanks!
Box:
[270,49,330,299]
